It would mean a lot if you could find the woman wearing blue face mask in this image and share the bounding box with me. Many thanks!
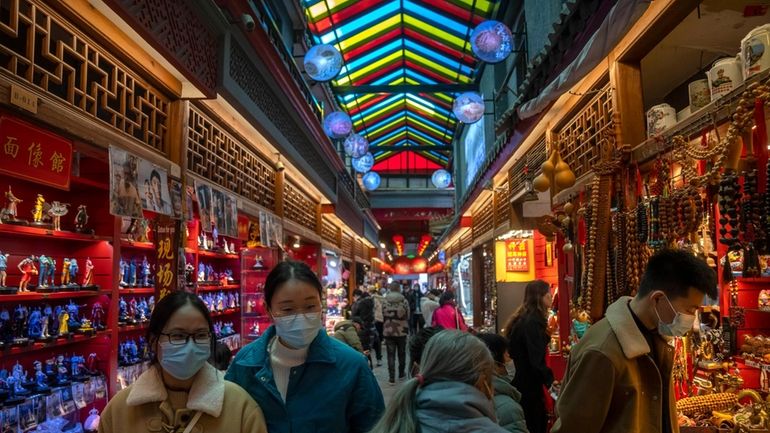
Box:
[226,261,385,433]
[99,291,267,433]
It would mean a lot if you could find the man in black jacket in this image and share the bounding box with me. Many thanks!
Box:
[352,289,377,367]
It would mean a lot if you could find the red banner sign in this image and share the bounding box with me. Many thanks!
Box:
[506,239,529,272]
[0,116,72,190]
[155,217,179,301]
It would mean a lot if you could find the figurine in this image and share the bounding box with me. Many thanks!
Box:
[253,256,264,270]
[138,298,149,322]
[138,336,148,361]
[82,257,94,287]
[212,224,219,249]
[246,298,255,313]
[118,298,128,324]
[136,219,150,243]
[229,242,236,254]
[58,309,69,335]
[201,231,208,250]
[67,301,81,330]
[47,201,70,231]
[1,186,23,223]
[44,257,56,287]
[128,298,138,324]
[27,308,42,339]
[246,221,259,248]
[0,251,8,287]
[119,258,128,287]
[126,339,138,363]
[198,262,206,283]
[17,255,37,292]
[12,304,28,343]
[11,363,29,396]
[74,204,89,233]
[227,292,237,309]
[206,264,215,283]
[33,361,48,391]
[225,269,234,283]
[61,258,71,286]
[129,259,137,287]
[40,305,51,339]
[91,302,105,330]
[71,355,86,380]
[31,194,46,223]
[148,296,155,315]
[37,254,50,288]
[185,263,194,285]
[141,256,151,287]
[223,241,231,254]
[56,355,69,385]
[216,292,225,311]
[68,258,79,286]
[0,309,12,345]
[571,311,592,345]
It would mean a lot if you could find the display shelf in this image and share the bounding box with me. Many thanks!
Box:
[211,308,240,317]
[0,224,111,242]
[0,289,106,302]
[119,240,155,250]
[3,330,111,356]
[197,284,239,292]
[242,268,270,274]
[198,250,239,259]
[185,247,197,255]
[118,323,149,333]
[118,288,155,295]
[737,277,770,283]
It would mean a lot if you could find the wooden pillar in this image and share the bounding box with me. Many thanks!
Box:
[610,61,646,149]
[274,169,285,218]
[315,204,323,235]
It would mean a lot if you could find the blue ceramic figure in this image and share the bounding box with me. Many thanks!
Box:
[0,251,8,287]
[128,259,137,287]
[138,298,148,322]
[119,258,128,286]
[56,356,69,385]
[68,259,79,286]
[45,358,56,377]
[38,255,49,287]
[33,361,48,391]
[27,308,42,339]
[118,298,128,323]
[206,264,215,282]
[91,302,105,330]
[118,342,129,366]
[45,258,56,287]
[213,322,221,338]
[67,301,81,330]
[11,363,28,395]
[197,262,206,283]
[71,355,85,378]
[224,269,234,283]
[13,304,28,341]
[128,298,138,323]
[148,296,155,314]
[138,336,148,361]
[0,309,12,345]
[222,322,234,336]
[43,305,54,338]
[126,339,139,364]
[141,256,151,287]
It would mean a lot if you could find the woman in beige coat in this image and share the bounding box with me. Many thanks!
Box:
[99,291,267,433]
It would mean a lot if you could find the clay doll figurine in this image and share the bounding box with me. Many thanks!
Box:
[128,298,138,324]
[61,258,71,286]
[197,262,206,283]
[140,256,151,287]
[185,263,194,285]
[74,204,89,233]
[0,309,11,346]
[66,301,81,331]
[206,264,215,283]
[118,298,128,324]
[40,306,51,339]
[17,255,37,292]
[212,224,219,250]
[27,308,42,339]
[82,257,94,287]
[12,305,28,343]
[68,258,79,287]
[1,186,22,222]
[37,255,49,288]
[119,258,128,287]
[47,201,69,231]
[45,257,56,287]
[0,251,8,287]
[128,259,137,287]
[201,231,208,250]
[138,298,149,322]
[58,309,69,336]
[91,302,105,330]
[31,194,46,223]
[33,361,48,391]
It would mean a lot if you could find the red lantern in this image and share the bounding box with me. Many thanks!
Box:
[394,256,411,274]
[412,257,428,273]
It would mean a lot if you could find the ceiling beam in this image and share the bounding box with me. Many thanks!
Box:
[334,84,478,95]
[371,146,452,152]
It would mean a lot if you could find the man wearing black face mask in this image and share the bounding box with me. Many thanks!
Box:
[552,249,717,433]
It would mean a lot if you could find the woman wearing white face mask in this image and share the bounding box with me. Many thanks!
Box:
[477,333,529,433]
[99,291,267,433]
[226,261,385,433]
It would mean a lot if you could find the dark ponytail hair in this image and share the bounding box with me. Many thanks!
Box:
[264,261,323,310]
[503,279,550,337]
[147,290,214,364]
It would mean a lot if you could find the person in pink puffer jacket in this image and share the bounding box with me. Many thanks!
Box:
[431,291,468,331]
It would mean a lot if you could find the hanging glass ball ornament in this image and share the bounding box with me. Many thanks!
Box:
[344,133,369,158]
[470,20,514,63]
[323,111,353,139]
[452,92,485,124]
[304,44,343,82]
[362,171,381,191]
[352,152,374,173]
[431,169,452,189]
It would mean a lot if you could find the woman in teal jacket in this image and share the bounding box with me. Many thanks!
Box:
[225,261,385,433]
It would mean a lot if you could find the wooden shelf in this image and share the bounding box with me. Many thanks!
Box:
[0,224,111,242]
[118,288,155,295]
[211,308,240,317]
[198,250,239,259]
[197,284,239,292]
[118,323,149,333]
[0,289,104,302]
[736,277,770,283]
[184,247,196,255]
[119,240,155,250]
[2,330,111,356]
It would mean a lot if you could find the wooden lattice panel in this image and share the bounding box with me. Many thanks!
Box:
[556,82,614,179]
[0,0,170,154]
[321,217,338,245]
[509,137,547,192]
[473,197,494,240]
[187,105,275,209]
[341,232,353,256]
[284,181,318,232]
[494,179,511,228]
[460,231,472,252]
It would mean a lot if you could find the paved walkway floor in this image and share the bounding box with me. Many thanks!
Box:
[370,356,410,406]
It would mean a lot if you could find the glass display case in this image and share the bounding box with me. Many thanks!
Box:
[241,247,278,345]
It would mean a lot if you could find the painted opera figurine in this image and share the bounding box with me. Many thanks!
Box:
[17,255,37,292]
[31,194,46,225]
[47,201,69,231]
[1,186,23,223]
[0,251,9,287]
[82,257,94,287]
[74,204,90,233]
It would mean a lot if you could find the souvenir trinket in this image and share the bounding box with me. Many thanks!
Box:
[688,79,710,111]
[0,251,12,294]
[0,186,24,224]
[74,204,91,233]
[708,56,743,101]
[17,255,37,292]
[742,24,770,79]
[47,201,69,231]
[82,257,95,287]
[646,103,676,137]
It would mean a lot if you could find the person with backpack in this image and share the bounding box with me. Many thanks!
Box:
[382,282,410,385]
[333,317,364,353]
[351,290,377,367]
[369,286,384,366]
[432,291,468,331]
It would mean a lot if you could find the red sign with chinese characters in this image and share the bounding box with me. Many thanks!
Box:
[0,116,72,190]
[155,217,179,301]
[506,239,529,272]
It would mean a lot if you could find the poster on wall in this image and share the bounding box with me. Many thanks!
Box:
[505,239,529,272]
[185,185,195,221]
[223,193,238,238]
[210,187,225,234]
[259,211,283,248]
[108,146,143,218]
[194,181,212,231]
[169,178,183,220]
[137,159,172,215]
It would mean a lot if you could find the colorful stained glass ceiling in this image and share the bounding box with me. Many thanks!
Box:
[303,0,501,171]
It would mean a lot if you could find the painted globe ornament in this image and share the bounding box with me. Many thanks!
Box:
[344,133,369,158]
[304,44,343,82]
[452,92,485,124]
[471,20,513,63]
[431,169,452,189]
[362,171,381,191]
[352,152,375,174]
[323,111,353,139]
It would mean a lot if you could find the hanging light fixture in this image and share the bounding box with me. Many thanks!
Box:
[323,111,353,139]
[431,169,452,189]
[523,159,540,202]
[292,236,301,249]
[362,171,381,191]
[452,92,485,124]
[352,152,374,173]
[304,44,343,82]
[470,20,514,63]
[344,133,369,158]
